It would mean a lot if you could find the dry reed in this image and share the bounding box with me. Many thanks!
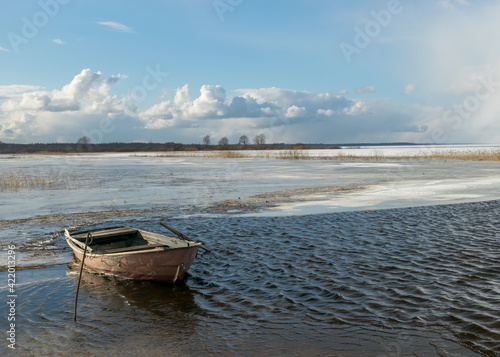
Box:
[327,148,500,161]
[135,148,500,162]
[0,168,89,192]
[417,149,500,161]
[276,149,310,160]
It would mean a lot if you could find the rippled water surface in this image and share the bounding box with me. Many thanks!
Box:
[1,200,499,356]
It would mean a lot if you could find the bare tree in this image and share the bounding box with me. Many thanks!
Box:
[253,133,266,146]
[218,137,229,147]
[203,135,211,146]
[77,136,91,152]
[238,135,249,145]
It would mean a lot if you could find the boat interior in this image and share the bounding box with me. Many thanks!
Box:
[69,226,191,253]
[71,226,148,250]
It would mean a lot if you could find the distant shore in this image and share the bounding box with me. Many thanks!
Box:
[0,141,341,154]
[2,142,500,161]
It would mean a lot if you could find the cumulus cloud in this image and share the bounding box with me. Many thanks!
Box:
[139,86,358,130]
[285,105,307,118]
[97,21,135,33]
[141,84,227,129]
[1,69,127,113]
[52,39,65,45]
[0,69,131,142]
[355,86,376,94]
[191,85,227,117]
[0,68,468,144]
[137,85,433,144]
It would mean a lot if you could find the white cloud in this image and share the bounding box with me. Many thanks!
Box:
[343,101,369,115]
[191,85,227,117]
[137,85,433,144]
[0,69,131,142]
[1,73,380,143]
[174,84,191,106]
[1,69,127,114]
[285,105,306,118]
[355,86,376,94]
[317,109,334,116]
[3,68,498,144]
[140,86,358,130]
[0,46,11,52]
[97,21,135,33]
[140,84,229,128]
[52,39,65,45]
[0,85,41,96]
[402,84,416,95]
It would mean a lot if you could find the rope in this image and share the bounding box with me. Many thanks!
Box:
[74,232,93,321]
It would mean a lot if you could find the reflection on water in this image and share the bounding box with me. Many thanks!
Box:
[1,200,500,356]
[66,256,202,318]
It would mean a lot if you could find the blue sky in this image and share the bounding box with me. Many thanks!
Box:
[1,0,500,144]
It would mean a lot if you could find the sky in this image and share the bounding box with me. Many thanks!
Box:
[1,0,500,145]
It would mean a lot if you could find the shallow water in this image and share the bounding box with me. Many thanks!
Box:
[2,153,500,221]
[1,200,499,356]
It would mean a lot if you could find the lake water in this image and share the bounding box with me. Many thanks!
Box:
[1,152,499,356]
[1,200,499,356]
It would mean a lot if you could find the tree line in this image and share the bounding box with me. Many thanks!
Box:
[0,136,340,154]
[202,133,267,147]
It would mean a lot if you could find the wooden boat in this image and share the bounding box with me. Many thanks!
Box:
[65,225,202,283]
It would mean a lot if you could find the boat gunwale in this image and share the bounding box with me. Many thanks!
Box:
[64,227,201,257]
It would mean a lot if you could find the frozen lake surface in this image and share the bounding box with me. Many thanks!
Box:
[1,146,500,221]
[2,146,500,266]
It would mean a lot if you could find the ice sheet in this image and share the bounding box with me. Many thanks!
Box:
[1,147,500,221]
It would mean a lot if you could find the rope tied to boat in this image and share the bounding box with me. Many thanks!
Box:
[74,232,93,321]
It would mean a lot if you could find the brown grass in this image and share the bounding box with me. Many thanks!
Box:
[134,148,500,161]
[333,150,387,161]
[0,168,90,192]
[326,148,500,161]
[212,151,251,158]
[276,149,310,160]
[417,149,500,161]
[214,149,311,160]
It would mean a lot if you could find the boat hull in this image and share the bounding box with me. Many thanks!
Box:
[68,241,198,283]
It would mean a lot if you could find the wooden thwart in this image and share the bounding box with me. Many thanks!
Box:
[97,243,167,254]
[72,227,138,240]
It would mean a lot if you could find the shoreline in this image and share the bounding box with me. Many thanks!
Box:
[2,144,500,161]
[3,149,500,272]
[2,188,500,272]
